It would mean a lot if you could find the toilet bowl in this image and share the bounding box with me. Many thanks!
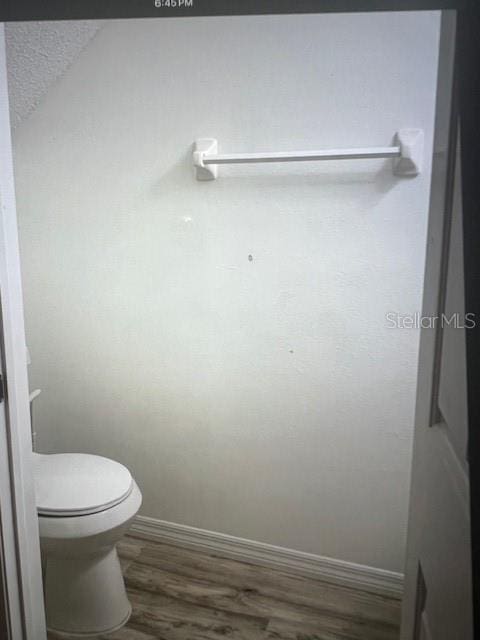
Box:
[34,452,142,637]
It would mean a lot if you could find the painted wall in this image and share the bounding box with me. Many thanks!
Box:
[10,12,440,572]
[5,20,103,127]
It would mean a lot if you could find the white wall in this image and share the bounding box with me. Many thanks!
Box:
[10,12,440,573]
[5,20,103,127]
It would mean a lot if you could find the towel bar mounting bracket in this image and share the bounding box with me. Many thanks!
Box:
[193,138,219,180]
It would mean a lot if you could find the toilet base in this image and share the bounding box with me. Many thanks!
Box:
[46,607,131,638]
[44,546,131,637]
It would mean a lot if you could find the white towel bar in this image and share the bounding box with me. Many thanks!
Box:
[193,129,423,180]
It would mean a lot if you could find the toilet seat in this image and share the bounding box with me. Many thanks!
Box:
[34,453,133,517]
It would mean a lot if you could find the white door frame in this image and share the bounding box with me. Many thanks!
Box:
[0,23,46,640]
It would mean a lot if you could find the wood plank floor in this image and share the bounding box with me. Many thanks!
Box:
[47,535,401,640]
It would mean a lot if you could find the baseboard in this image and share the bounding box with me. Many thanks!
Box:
[129,515,403,598]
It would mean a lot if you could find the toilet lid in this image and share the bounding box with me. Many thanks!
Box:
[34,453,133,517]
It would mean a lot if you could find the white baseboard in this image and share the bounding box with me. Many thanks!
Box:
[129,515,403,598]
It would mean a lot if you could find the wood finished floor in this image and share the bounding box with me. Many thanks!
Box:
[47,535,401,640]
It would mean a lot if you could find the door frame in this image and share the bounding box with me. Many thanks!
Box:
[0,3,479,638]
[0,24,46,640]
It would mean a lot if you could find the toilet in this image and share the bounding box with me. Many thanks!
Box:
[33,451,142,636]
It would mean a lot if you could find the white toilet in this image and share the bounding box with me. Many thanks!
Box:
[33,451,142,636]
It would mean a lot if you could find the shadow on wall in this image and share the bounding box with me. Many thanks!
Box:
[150,148,400,205]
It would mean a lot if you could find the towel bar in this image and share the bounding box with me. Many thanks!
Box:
[193,129,423,180]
